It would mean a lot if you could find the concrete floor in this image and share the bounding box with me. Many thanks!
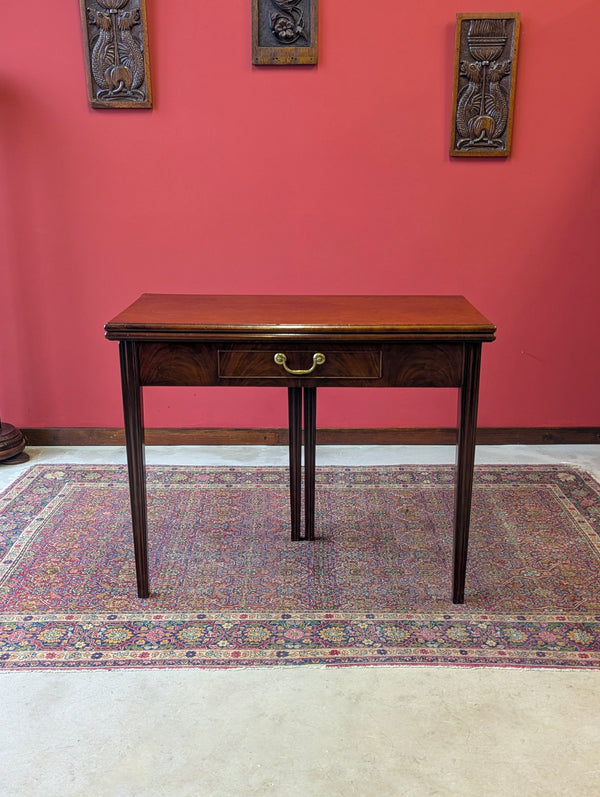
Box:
[1,445,600,796]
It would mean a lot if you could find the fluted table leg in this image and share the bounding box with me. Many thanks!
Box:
[288,387,303,541]
[119,341,149,599]
[453,343,482,604]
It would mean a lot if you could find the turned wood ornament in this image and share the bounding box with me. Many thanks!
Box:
[0,419,26,462]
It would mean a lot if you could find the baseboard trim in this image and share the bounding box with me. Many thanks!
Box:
[20,427,600,447]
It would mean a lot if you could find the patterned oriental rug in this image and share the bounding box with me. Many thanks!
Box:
[0,464,599,670]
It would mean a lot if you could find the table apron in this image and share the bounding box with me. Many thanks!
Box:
[137,341,466,388]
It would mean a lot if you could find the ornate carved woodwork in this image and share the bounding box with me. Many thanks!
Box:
[252,0,318,65]
[450,13,520,157]
[79,0,152,108]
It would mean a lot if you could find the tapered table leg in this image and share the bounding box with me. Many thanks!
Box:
[303,387,317,541]
[119,341,149,598]
[288,388,302,541]
[453,343,482,604]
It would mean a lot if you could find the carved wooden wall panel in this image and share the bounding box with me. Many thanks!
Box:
[450,13,520,157]
[252,0,318,65]
[80,0,152,108]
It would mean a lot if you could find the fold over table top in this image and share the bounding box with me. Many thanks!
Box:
[105,294,496,341]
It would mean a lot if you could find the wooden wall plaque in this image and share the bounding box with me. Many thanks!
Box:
[450,13,520,157]
[80,0,152,109]
[252,0,318,65]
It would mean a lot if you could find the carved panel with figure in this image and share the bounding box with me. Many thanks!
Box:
[450,13,520,157]
[252,0,318,65]
[80,0,152,108]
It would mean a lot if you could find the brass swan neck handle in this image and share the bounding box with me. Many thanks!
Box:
[274,352,326,376]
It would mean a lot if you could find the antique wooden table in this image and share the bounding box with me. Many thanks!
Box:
[105,294,496,603]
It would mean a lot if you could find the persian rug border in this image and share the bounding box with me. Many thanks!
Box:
[1,463,599,671]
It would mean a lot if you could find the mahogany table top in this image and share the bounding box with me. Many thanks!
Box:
[105,294,496,341]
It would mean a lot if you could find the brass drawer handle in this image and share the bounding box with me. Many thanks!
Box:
[274,352,326,375]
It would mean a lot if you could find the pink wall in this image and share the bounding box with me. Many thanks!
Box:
[1,0,599,431]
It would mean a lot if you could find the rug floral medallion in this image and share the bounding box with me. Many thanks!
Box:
[0,464,599,670]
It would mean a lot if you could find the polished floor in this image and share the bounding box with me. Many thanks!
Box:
[1,445,600,796]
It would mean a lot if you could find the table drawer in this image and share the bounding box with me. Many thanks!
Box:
[218,348,382,380]
[138,341,463,387]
